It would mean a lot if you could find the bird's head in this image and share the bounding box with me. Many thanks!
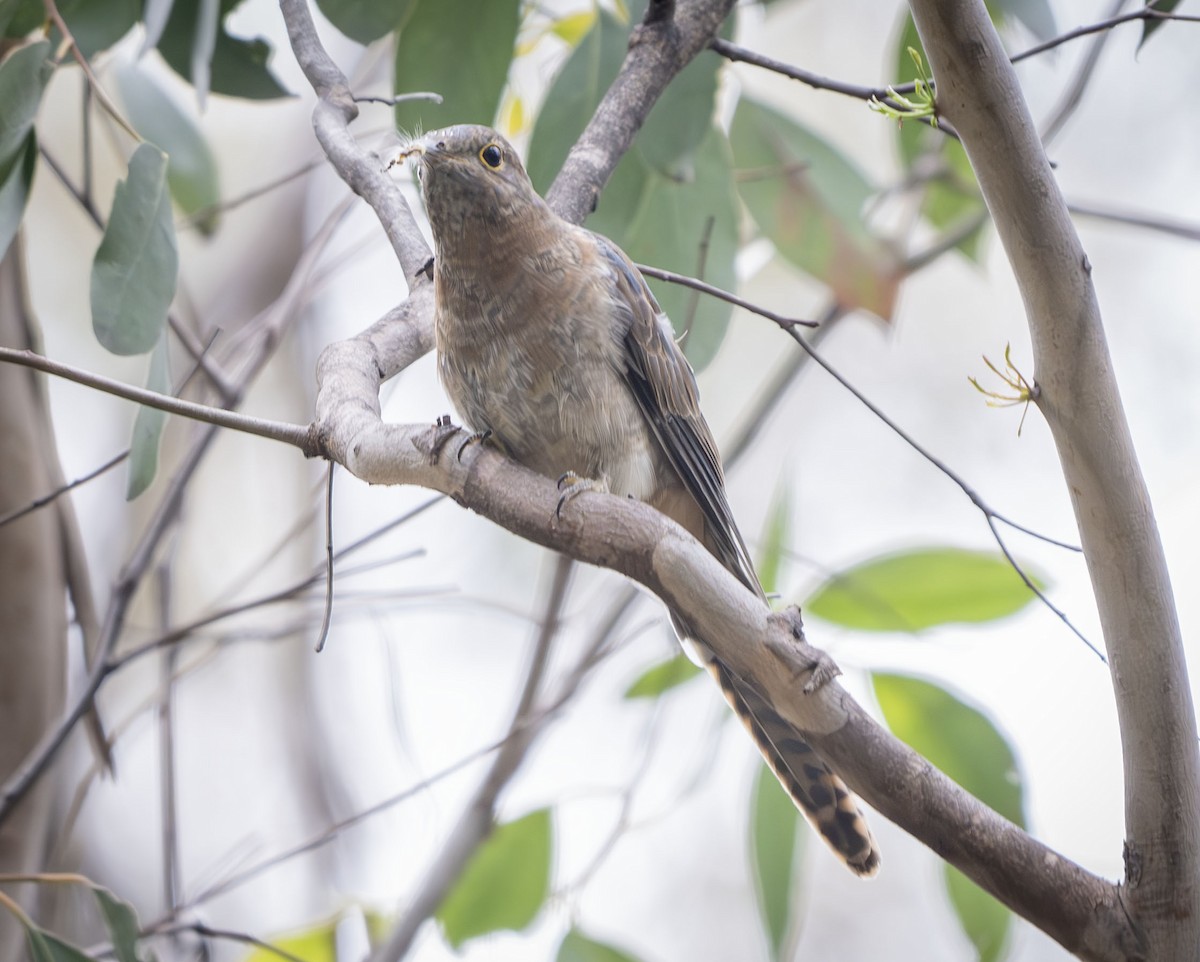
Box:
[394,125,549,255]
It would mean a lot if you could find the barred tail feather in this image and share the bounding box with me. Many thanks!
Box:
[708,660,880,877]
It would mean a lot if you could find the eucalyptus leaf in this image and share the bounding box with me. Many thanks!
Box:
[393,0,519,135]
[0,39,53,169]
[126,334,171,500]
[805,547,1043,633]
[756,480,789,597]
[317,0,415,44]
[556,930,643,962]
[115,63,222,234]
[91,885,143,962]
[52,0,140,59]
[731,97,900,319]
[624,652,701,699]
[240,922,338,962]
[945,863,1012,962]
[874,673,1021,961]
[1140,0,1180,48]
[751,762,802,961]
[891,15,987,261]
[157,0,290,101]
[0,132,36,262]
[436,809,552,947]
[91,144,178,356]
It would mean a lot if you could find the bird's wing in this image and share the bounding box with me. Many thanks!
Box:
[591,233,761,598]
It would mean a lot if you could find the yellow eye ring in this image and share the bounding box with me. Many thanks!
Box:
[479,143,503,169]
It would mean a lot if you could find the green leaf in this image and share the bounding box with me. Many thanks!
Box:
[756,480,789,597]
[436,809,552,947]
[874,673,1020,961]
[317,0,415,45]
[126,333,170,499]
[115,63,222,235]
[240,922,338,962]
[0,39,53,170]
[873,673,1024,826]
[91,143,178,355]
[0,131,36,262]
[590,127,739,370]
[805,547,1043,633]
[157,0,290,101]
[392,0,520,135]
[52,0,140,59]
[731,97,900,320]
[750,762,802,961]
[556,930,643,962]
[891,16,987,262]
[26,930,97,962]
[1140,0,1180,48]
[624,652,702,699]
[993,0,1057,42]
[90,886,142,962]
[1,0,45,39]
[526,8,626,195]
[945,864,1012,962]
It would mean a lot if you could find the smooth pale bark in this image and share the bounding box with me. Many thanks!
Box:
[909,2,1199,958]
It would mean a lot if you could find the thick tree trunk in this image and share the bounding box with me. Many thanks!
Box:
[0,239,68,958]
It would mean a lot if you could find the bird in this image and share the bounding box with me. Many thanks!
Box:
[397,124,879,876]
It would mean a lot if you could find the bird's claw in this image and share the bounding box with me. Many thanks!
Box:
[456,428,492,462]
[555,471,607,520]
[422,415,462,464]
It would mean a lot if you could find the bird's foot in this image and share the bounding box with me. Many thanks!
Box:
[555,471,608,520]
[456,428,493,462]
[767,606,841,694]
[420,415,462,465]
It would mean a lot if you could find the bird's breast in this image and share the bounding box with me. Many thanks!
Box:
[435,255,661,500]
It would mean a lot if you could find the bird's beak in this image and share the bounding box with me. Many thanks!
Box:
[388,141,425,171]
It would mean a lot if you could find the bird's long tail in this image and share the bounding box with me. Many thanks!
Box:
[708,658,880,877]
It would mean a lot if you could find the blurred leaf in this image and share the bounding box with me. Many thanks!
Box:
[91,144,178,355]
[624,652,702,698]
[0,39,53,168]
[526,8,627,194]
[806,547,1043,632]
[751,762,802,961]
[731,97,900,320]
[1140,0,1180,48]
[393,0,519,135]
[549,10,596,46]
[126,334,170,499]
[756,480,789,597]
[874,673,1020,961]
[556,930,643,962]
[115,63,222,235]
[241,922,337,962]
[873,673,1024,825]
[316,0,414,44]
[25,929,97,962]
[590,126,738,370]
[945,864,1012,962]
[636,19,719,173]
[90,886,142,962]
[437,809,551,948]
[891,16,987,262]
[157,0,290,101]
[0,132,36,262]
[52,0,140,59]
[993,0,1057,41]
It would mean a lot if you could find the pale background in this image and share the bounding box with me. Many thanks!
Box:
[21,0,1200,959]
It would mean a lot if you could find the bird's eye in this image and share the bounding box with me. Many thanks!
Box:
[479,143,503,169]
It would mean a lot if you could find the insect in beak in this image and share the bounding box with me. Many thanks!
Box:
[387,142,425,171]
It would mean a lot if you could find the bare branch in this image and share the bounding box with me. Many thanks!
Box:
[909,0,1199,955]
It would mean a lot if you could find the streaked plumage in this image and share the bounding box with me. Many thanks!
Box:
[403,125,879,876]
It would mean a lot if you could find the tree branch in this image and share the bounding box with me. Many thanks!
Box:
[908,0,1199,957]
